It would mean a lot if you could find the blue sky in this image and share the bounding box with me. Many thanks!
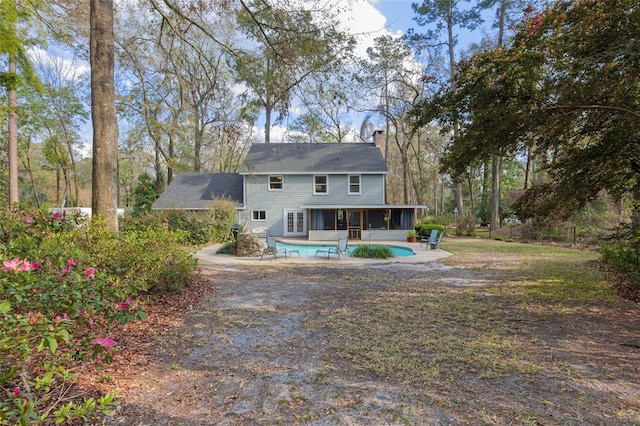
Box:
[368,0,496,53]
[375,0,418,33]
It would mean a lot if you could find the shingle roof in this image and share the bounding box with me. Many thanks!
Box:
[151,173,243,209]
[241,142,387,174]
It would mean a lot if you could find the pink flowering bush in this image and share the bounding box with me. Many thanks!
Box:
[0,207,149,423]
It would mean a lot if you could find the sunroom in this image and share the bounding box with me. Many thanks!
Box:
[301,204,421,241]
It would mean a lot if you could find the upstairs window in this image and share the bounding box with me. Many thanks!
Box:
[314,175,328,194]
[269,175,283,190]
[348,175,361,194]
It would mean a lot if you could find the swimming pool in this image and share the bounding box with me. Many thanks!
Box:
[276,242,416,257]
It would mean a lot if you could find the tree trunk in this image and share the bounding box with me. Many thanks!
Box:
[491,155,500,229]
[447,4,464,216]
[155,142,164,193]
[8,58,19,206]
[467,174,475,218]
[194,117,203,172]
[524,146,532,189]
[264,105,271,143]
[90,0,119,232]
[633,168,640,244]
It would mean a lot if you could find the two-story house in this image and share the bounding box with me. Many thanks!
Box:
[152,140,423,241]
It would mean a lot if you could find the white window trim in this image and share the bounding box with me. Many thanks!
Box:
[268,175,283,191]
[348,174,361,195]
[313,174,329,195]
[252,210,266,221]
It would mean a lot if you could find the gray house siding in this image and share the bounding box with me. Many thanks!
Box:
[240,173,385,236]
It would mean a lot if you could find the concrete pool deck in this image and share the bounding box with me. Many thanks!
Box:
[194,239,452,265]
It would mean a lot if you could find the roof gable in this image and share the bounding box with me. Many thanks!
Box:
[151,173,243,209]
[241,143,387,174]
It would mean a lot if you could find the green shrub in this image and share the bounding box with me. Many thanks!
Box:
[351,245,394,259]
[132,172,158,217]
[455,215,477,236]
[84,223,197,293]
[216,241,234,254]
[123,199,237,245]
[0,208,138,424]
[415,223,445,239]
[601,239,640,283]
[419,214,454,226]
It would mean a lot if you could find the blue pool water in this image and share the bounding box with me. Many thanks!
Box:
[276,242,415,257]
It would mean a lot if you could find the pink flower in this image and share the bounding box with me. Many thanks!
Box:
[54,316,61,323]
[118,302,129,310]
[91,336,115,350]
[51,212,63,220]
[2,258,23,272]
[64,258,78,274]
[84,267,96,279]
[13,388,20,397]
[22,216,33,224]
[63,313,68,320]
[20,260,40,272]
[29,316,36,325]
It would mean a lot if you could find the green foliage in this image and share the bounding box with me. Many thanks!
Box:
[0,208,140,424]
[419,214,453,226]
[62,221,197,294]
[601,242,640,280]
[132,172,158,216]
[422,0,640,239]
[124,199,237,245]
[455,215,477,237]
[601,226,640,283]
[415,223,445,238]
[216,241,234,254]
[351,245,395,259]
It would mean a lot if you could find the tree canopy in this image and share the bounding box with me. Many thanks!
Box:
[415,0,640,238]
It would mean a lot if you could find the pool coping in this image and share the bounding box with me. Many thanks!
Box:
[194,239,452,265]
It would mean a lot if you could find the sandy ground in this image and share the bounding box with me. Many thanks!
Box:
[101,242,639,425]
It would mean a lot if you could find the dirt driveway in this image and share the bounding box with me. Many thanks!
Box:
[103,246,640,425]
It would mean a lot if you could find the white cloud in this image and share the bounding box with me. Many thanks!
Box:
[335,0,402,58]
[29,47,90,82]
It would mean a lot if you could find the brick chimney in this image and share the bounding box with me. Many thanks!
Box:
[373,130,385,160]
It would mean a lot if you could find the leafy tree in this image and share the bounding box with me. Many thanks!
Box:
[290,76,355,143]
[117,2,255,190]
[33,52,88,206]
[0,0,43,205]
[132,172,157,216]
[233,0,354,143]
[421,0,639,242]
[408,0,483,216]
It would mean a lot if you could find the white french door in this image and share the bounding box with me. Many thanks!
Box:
[284,209,306,237]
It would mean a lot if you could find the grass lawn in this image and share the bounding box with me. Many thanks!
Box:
[315,238,638,424]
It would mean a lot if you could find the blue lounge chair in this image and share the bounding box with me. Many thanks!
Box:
[261,236,299,260]
[430,231,444,250]
[315,236,349,260]
[420,229,439,247]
